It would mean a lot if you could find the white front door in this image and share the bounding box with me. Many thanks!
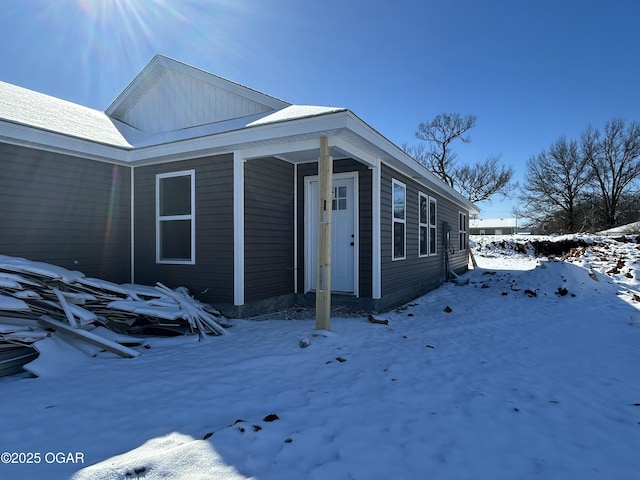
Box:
[305,173,358,294]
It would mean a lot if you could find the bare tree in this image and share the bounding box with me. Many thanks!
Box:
[414,113,477,187]
[582,119,640,228]
[405,113,515,203]
[454,156,516,203]
[519,136,591,233]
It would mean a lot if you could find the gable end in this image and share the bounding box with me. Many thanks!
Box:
[107,55,289,134]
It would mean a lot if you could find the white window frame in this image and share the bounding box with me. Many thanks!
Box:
[459,211,468,251]
[156,169,196,264]
[418,192,429,257]
[392,179,406,260]
[419,193,438,257]
[429,196,437,256]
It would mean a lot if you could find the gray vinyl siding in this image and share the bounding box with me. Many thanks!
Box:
[380,164,470,304]
[244,157,294,301]
[296,159,372,297]
[0,143,131,282]
[133,153,234,305]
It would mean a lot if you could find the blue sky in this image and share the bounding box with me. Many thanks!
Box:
[2,0,639,219]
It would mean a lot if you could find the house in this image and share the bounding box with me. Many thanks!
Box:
[0,55,478,317]
[597,221,640,236]
[469,218,517,236]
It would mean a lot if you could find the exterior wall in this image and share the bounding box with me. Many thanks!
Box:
[133,153,234,305]
[379,164,470,310]
[244,157,294,303]
[0,143,131,282]
[296,159,373,301]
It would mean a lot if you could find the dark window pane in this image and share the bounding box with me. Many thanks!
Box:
[420,226,427,255]
[420,196,427,224]
[160,219,191,260]
[160,175,191,216]
[394,222,405,258]
[393,183,405,220]
[429,201,436,226]
[430,226,437,254]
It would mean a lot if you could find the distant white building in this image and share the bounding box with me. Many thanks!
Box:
[470,218,517,235]
[597,221,640,236]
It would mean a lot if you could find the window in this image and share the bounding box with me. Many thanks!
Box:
[459,212,468,251]
[429,197,437,255]
[156,170,195,264]
[392,180,406,260]
[419,193,428,257]
[419,193,437,257]
[332,185,347,210]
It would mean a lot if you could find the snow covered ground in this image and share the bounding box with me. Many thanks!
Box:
[1,235,639,479]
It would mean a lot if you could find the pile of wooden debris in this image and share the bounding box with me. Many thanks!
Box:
[0,254,226,377]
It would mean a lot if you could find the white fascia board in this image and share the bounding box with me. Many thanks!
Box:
[343,112,480,215]
[0,120,131,165]
[236,138,327,160]
[127,111,351,164]
[1,110,349,167]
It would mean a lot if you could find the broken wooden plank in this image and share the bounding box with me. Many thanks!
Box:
[53,287,78,328]
[155,283,226,336]
[0,294,30,312]
[38,316,140,358]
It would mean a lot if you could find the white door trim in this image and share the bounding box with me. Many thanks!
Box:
[304,171,359,296]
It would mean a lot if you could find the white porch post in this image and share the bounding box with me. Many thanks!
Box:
[316,137,333,330]
[233,152,245,306]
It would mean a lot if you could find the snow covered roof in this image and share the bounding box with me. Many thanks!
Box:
[597,221,640,236]
[246,105,347,127]
[0,81,133,148]
[0,56,341,149]
[470,218,517,229]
